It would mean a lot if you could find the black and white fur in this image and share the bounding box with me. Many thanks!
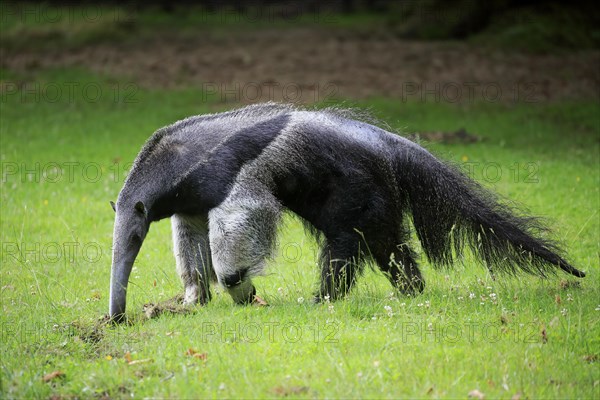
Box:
[108,102,585,320]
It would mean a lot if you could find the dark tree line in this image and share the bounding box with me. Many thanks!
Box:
[12,0,600,41]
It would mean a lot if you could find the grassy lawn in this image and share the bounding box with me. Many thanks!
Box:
[1,69,598,398]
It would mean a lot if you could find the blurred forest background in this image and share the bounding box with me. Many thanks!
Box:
[2,0,598,104]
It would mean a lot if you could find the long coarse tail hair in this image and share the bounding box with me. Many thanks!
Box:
[396,146,585,278]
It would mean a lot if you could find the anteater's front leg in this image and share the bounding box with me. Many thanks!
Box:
[172,214,214,305]
[208,184,281,304]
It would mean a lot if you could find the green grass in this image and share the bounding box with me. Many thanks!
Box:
[1,70,599,398]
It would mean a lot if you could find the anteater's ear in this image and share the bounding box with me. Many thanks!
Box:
[134,201,146,215]
[110,201,116,212]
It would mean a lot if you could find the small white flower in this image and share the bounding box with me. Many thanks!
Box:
[297,297,304,304]
[469,293,476,299]
[424,300,430,308]
[566,293,573,302]
[595,305,600,311]
[457,296,464,300]
[384,305,393,317]
[561,308,568,316]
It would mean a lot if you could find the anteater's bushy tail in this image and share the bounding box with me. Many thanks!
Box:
[397,147,585,278]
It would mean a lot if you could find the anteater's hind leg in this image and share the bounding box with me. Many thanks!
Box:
[171,214,214,305]
[208,183,281,305]
[315,233,366,302]
[371,226,425,295]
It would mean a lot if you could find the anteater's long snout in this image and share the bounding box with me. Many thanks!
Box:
[109,259,132,322]
[109,214,145,322]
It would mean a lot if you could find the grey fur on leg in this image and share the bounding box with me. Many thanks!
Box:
[208,182,281,304]
[171,214,214,305]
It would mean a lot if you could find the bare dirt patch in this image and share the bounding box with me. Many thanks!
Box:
[3,28,599,103]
